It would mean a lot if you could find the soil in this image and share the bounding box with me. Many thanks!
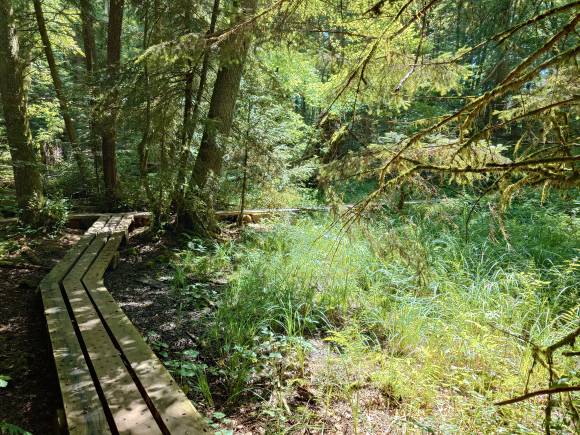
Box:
[105,228,200,354]
[0,227,83,435]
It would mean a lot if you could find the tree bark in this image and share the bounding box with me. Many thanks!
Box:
[237,143,249,226]
[78,0,100,190]
[138,0,154,205]
[78,0,97,73]
[33,0,87,179]
[174,0,220,224]
[101,0,124,206]
[0,0,44,224]
[190,0,257,189]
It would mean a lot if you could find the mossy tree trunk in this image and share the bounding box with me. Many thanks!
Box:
[0,0,44,224]
[190,0,258,190]
[174,0,220,227]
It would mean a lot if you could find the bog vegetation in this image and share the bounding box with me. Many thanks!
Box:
[0,0,578,433]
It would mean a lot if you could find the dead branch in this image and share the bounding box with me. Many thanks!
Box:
[495,386,580,406]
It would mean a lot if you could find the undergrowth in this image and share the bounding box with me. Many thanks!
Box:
[171,195,579,433]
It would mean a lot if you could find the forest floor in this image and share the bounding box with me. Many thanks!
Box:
[105,229,203,364]
[104,199,577,434]
[1,197,577,434]
[0,228,83,434]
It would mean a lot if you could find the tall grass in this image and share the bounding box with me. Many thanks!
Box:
[175,195,579,432]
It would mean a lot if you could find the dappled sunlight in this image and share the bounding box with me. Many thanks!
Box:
[2,0,578,432]
[34,215,208,434]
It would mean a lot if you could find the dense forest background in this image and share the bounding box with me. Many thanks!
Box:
[0,0,578,433]
[0,0,577,226]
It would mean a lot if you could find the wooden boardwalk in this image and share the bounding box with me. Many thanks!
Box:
[39,213,209,434]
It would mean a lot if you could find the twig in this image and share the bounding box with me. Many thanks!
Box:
[495,386,580,406]
[394,7,427,93]
[563,351,580,357]
[546,325,580,353]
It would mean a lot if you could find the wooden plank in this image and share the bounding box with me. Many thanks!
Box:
[42,284,112,435]
[85,215,112,235]
[39,216,110,289]
[39,234,95,290]
[62,235,162,435]
[102,214,123,234]
[82,237,209,434]
[39,218,113,434]
[116,214,135,241]
[67,212,150,230]
[83,283,210,434]
[83,233,124,286]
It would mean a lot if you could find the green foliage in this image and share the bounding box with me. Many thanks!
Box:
[174,238,232,283]
[0,375,10,388]
[173,195,578,431]
[16,194,69,233]
[38,195,69,231]
[0,422,31,435]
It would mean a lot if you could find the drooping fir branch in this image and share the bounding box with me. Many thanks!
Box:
[400,155,579,174]
[373,44,579,186]
[319,0,442,124]
[432,1,580,66]
[462,14,580,130]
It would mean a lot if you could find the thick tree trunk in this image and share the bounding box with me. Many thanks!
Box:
[101,0,124,206]
[33,0,87,179]
[174,0,220,225]
[0,0,44,224]
[190,0,257,189]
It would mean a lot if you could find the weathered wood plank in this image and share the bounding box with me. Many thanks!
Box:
[71,212,150,230]
[102,214,123,234]
[85,215,112,235]
[116,214,135,241]
[83,283,210,434]
[1,212,150,229]
[42,285,112,435]
[62,235,162,434]
[83,236,209,434]
[39,234,95,290]
[39,225,111,435]
[42,210,208,434]
[83,233,124,286]
[39,214,109,289]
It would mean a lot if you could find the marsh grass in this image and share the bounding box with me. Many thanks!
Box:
[173,195,579,432]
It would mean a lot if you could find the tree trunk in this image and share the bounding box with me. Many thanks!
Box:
[174,0,220,225]
[177,3,195,179]
[138,0,154,205]
[33,0,87,180]
[78,0,101,190]
[79,0,97,73]
[0,0,44,224]
[190,0,257,189]
[237,99,252,226]
[101,0,124,206]
[237,143,249,226]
